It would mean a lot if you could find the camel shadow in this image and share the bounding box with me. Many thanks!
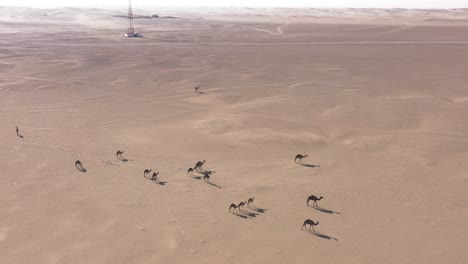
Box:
[311,206,341,215]
[17,134,24,138]
[117,157,129,163]
[205,181,221,188]
[192,176,202,180]
[77,167,87,173]
[301,163,320,168]
[307,230,338,241]
[233,213,249,219]
[241,210,258,217]
[155,181,167,186]
[250,207,267,213]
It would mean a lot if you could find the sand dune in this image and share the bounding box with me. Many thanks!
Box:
[1,6,468,264]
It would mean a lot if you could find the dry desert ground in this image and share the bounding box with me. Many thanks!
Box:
[1,6,468,264]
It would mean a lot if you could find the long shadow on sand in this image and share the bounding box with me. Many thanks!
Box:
[300,163,320,168]
[306,230,338,241]
[232,212,250,219]
[250,206,267,214]
[309,205,341,215]
[77,167,87,173]
[241,210,258,218]
[231,206,267,219]
[205,181,221,188]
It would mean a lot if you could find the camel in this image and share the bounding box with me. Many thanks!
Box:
[75,160,84,171]
[302,219,319,231]
[144,169,152,178]
[307,195,323,207]
[194,160,206,171]
[195,86,200,92]
[203,170,215,182]
[237,201,246,211]
[295,154,308,164]
[247,197,255,207]
[116,150,124,160]
[229,203,238,213]
[150,172,159,182]
[187,168,194,177]
[203,173,210,182]
[16,126,23,138]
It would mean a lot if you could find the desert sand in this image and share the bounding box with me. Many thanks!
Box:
[1,6,468,264]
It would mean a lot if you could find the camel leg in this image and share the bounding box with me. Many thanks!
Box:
[302,224,305,230]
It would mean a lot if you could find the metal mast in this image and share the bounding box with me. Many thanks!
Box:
[127,0,135,35]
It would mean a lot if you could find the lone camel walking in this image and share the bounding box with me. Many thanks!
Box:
[302,219,319,231]
[307,195,323,207]
[75,160,84,171]
[116,150,124,160]
[16,126,23,138]
[295,154,308,164]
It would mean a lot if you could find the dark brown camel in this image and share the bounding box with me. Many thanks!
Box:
[237,201,246,211]
[187,168,194,177]
[116,150,124,160]
[295,154,308,164]
[194,160,206,171]
[302,219,319,231]
[16,126,23,138]
[150,172,159,182]
[229,203,238,213]
[75,160,84,171]
[144,169,152,178]
[203,171,215,182]
[307,195,323,207]
[247,197,255,207]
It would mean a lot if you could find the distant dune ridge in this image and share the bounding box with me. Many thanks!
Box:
[1,6,468,264]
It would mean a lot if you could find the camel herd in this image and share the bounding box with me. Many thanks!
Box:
[226,153,327,233]
[16,126,329,235]
[228,197,255,213]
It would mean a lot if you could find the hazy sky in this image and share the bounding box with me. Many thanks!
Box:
[1,0,468,8]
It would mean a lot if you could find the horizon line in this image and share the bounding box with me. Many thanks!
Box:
[2,5,468,10]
